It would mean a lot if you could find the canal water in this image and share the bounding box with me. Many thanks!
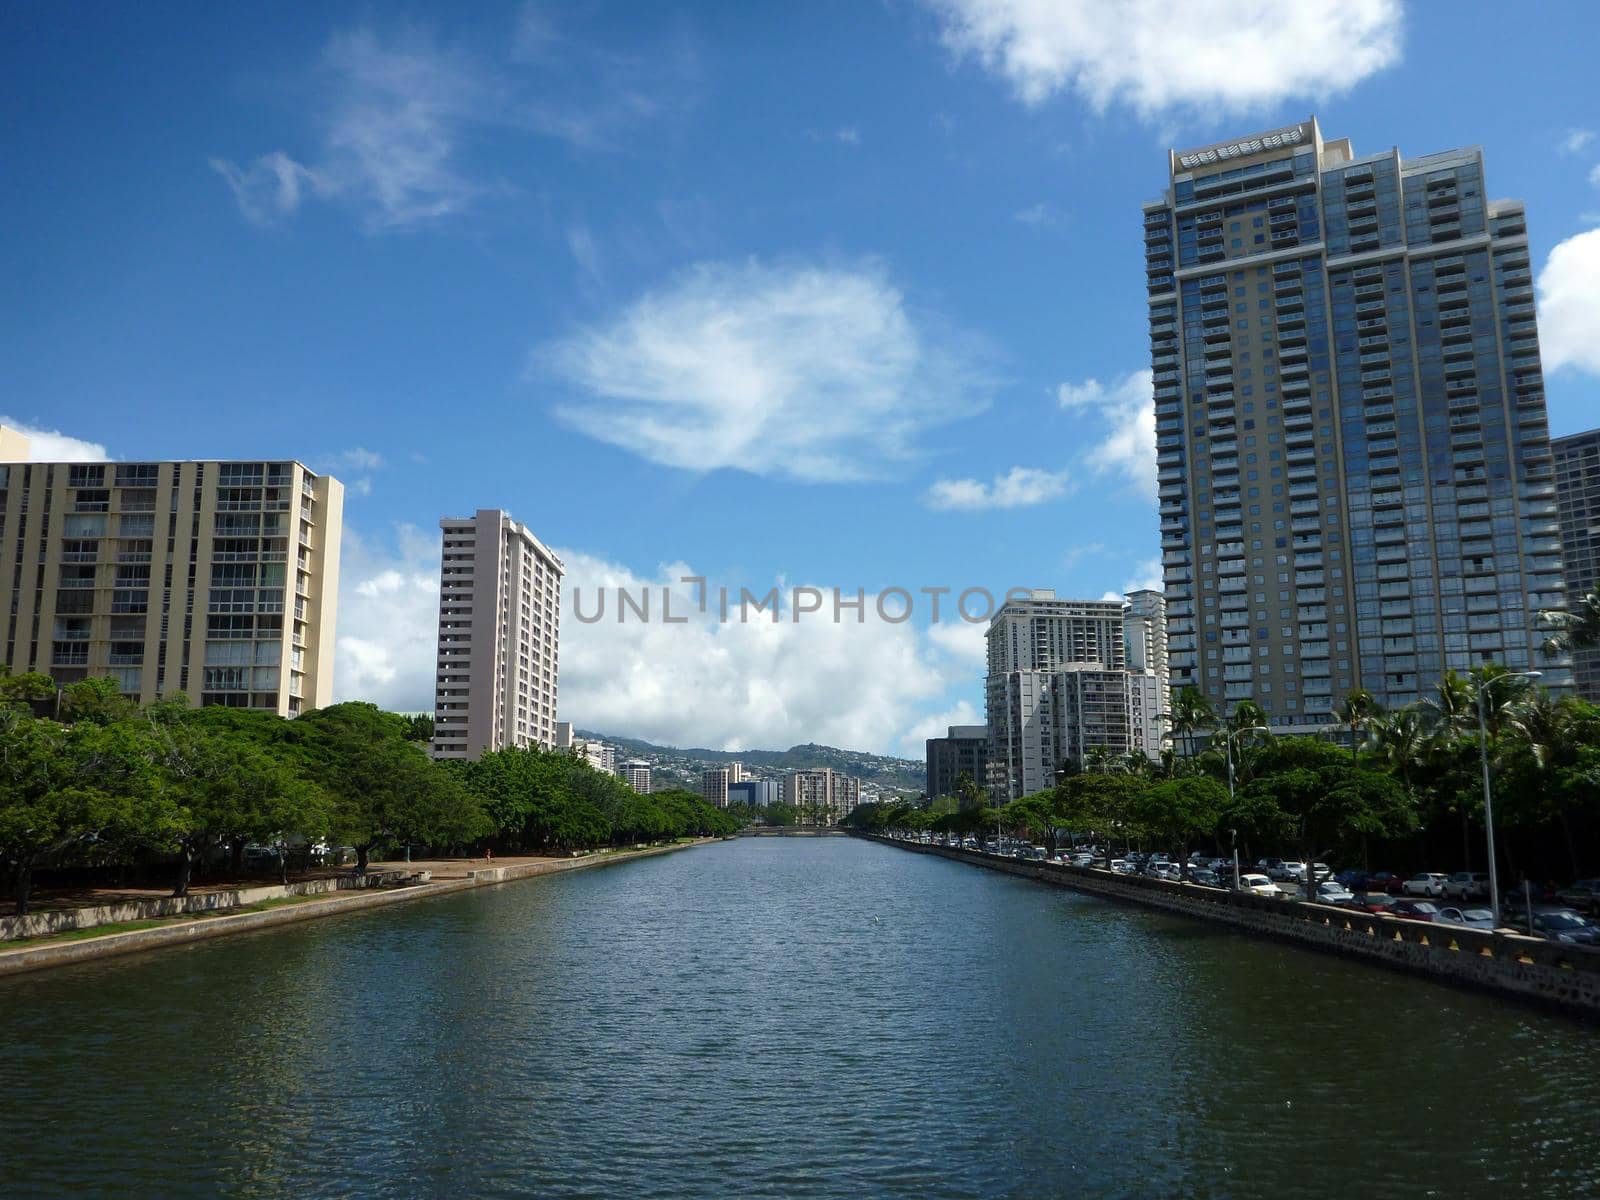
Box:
[2,837,1596,1198]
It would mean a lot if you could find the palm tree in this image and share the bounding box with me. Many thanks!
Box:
[1336,688,1383,764]
[1538,590,1600,657]
[1424,669,1476,741]
[1168,687,1215,768]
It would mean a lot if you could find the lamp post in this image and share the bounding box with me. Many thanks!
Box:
[1475,668,1541,928]
[1224,724,1270,800]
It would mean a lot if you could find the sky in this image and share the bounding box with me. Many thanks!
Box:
[4,0,1600,758]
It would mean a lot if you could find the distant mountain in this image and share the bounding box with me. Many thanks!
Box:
[574,730,924,794]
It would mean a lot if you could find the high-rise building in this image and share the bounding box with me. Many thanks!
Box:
[701,762,745,808]
[1124,589,1171,759]
[782,768,860,825]
[985,591,1163,801]
[1554,428,1600,699]
[727,779,780,808]
[925,724,989,805]
[431,508,563,759]
[1145,118,1568,729]
[0,426,342,716]
[620,760,652,793]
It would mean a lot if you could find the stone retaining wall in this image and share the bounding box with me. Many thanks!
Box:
[870,837,1600,1021]
[0,840,709,978]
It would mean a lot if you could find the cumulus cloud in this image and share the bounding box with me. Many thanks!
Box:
[1057,369,1156,500]
[925,465,1070,510]
[539,258,990,481]
[900,699,983,753]
[0,418,110,461]
[1590,163,1600,190]
[333,523,442,710]
[926,0,1402,116]
[1537,227,1600,376]
[329,528,984,755]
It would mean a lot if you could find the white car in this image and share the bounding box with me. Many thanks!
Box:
[1271,861,1306,882]
[1071,853,1097,867]
[1238,873,1281,898]
[1109,859,1134,874]
[1403,872,1450,897]
[1436,906,1496,930]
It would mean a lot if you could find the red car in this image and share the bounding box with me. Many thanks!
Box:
[1342,893,1399,915]
[1388,899,1441,922]
[1363,871,1408,895]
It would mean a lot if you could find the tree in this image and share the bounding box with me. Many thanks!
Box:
[1538,590,1600,657]
[1336,688,1383,764]
[60,677,135,726]
[1133,777,1227,880]
[1168,687,1215,767]
[0,668,55,712]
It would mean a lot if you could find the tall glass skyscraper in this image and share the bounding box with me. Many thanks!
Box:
[1144,118,1569,728]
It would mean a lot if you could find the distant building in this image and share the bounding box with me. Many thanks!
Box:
[0,426,343,717]
[574,739,614,774]
[432,508,562,759]
[701,762,745,808]
[986,590,1164,802]
[727,779,780,808]
[620,760,652,793]
[925,725,988,805]
[1124,589,1170,759]
[783,768,861,825]
[1555,429,1600,700]
[554,721,574,748]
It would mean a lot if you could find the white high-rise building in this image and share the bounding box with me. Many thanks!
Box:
[431,509,563,759]
[782,768,860,825]
[620,760,652,793]
[985,590,1164,801]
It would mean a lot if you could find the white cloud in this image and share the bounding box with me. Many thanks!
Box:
[899,700,982,756]
[1122,556,1163,594]
[1537,227,1600,376]
[328,530,985,756]
[925,465,1070,510]
[332,523,441,710]
[926,0,1402,116]
[1013,201,1067,228]
[209,152,333,228]
[1590,163,1600,190]
[539,258,990,482]
[216,15,694,232]
[1560,129,1595,155]
[807,126,862,145]
[0,418,110,461]
[1057,369,1155,500]
[926,619,988,670]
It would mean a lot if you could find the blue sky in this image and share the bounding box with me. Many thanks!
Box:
[5,1,1600,756]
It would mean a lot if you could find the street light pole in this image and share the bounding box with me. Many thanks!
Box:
[1475,668,1541,929]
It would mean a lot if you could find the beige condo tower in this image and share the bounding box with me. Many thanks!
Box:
[0,425,342,716]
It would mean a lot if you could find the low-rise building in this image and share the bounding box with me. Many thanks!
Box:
[727,779,780,808]
[925,725,988,806]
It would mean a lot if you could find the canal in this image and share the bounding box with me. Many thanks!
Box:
[2,837,1596,1198]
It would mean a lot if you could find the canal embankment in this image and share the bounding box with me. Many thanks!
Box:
[865,835,1600,1020]
[0,839,713,978]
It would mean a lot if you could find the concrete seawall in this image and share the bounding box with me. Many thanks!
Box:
[0,840,711,979]
[867,836,1600,1021]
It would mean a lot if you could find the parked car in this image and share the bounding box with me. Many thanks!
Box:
[1402,872,1449,897]
[1109,859,1134,875]
[1360,870,1409,895]
[1443,871,1491,900]
[1237,873,1281,898]
[1270,861,1305,882]
[1070,853,1097,867]
[1389,899,1442,922]
[1257,858,1284,875]
[1436,906,1496,930]
[1523,908,1600,945]
[1553,879,1600,913]
[1342,892,1399,915]
[1314,882,1356,905]
[1189,868,1223,889]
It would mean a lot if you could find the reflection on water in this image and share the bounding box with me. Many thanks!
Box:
[2,837,1596,1199]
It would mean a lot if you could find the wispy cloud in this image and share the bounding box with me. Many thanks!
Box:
[538,257,992,482]
[215,12,697,232]
[925,0,1402,117]
[0,418,110,462]
[1013,201,1067,229]
[1560,128,1595,155]
[807,126,862,146]
[925,465,1070,510]
[1057,370,1156,500]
